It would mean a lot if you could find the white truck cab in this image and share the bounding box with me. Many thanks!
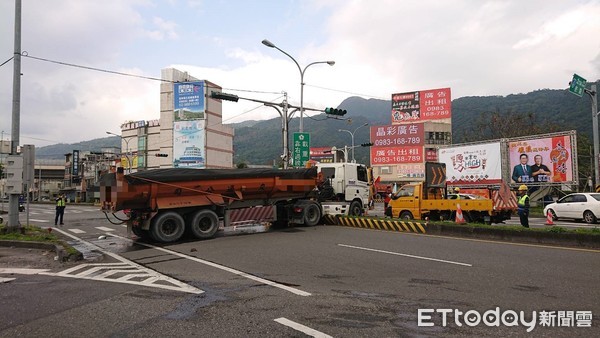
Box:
[317,162,370,216]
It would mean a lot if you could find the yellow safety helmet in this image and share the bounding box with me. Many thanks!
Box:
[518,184,528,191]
[454,187,460,193]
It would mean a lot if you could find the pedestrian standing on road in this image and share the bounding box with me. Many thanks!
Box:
[55,194,66,226]
[384,186,392,215]
[517,185,530,228]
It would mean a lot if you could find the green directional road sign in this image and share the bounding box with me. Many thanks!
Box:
[569,73,587,97]
[292,132,310,168]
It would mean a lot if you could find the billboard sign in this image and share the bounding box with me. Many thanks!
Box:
[508,135,574,184]
[397,163,425,179]
[174,81,206,121]
[439,142,503,185]
[173,120,206,168]
[391,87,451,124]
[310,147,335,163]
[371,146,423,165]
[370,124,424,147]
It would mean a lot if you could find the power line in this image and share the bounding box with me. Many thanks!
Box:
[21,53,281,95]
[0,56,14,68]
[305,83,389,100]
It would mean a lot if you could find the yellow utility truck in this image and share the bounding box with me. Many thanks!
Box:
[385,162,515,224]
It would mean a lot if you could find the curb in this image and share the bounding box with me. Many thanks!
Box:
[0,240,84,262]
[326,215,600,249]
[425,223,600,249]
[327,215,427,233]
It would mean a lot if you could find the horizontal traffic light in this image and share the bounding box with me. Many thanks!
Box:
[361,142,373,147]
[155,153,169,157]
[210,91,239,102]
[325,107,347,116]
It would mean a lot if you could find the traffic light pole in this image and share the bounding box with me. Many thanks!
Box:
[586,84,599,187]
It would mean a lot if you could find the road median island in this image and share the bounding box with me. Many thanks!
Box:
[425,222,600,249]
[328,215,600,249]
[0,226,83,262]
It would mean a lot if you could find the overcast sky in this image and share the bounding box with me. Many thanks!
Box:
[1,0,599,147]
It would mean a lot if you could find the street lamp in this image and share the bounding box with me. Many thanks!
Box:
[262,39,334,133]
[338,123,369,163]
[106,131,133,173]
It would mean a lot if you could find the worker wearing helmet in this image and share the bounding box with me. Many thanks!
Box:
[454,187,461,199]
[517,184,530,228]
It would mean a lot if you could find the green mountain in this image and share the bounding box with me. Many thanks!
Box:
[35,81,599,169]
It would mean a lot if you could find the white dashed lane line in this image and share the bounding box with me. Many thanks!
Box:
[95,226,115,232]
[69,228,86,234]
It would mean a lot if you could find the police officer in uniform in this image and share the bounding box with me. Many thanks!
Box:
[55,194,66,226]
[517,185,530,228]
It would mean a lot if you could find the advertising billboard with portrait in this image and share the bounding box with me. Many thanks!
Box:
[508,134,574,185]
[439,142,503,185]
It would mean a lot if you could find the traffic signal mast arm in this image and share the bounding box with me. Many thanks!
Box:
[210,91,346,117]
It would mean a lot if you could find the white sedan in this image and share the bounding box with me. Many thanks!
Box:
[543,193,600,224]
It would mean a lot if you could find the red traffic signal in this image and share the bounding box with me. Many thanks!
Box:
[155,153,168,157]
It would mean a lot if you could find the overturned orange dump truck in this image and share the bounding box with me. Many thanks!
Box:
[102,163,371,243]
[101,166,325,242]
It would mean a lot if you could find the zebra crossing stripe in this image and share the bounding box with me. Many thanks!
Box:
[95,226,115,232]
[47,228,203,294]
[68,228,86,234]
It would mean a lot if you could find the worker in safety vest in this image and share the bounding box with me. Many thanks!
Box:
[517,185,530,228]
[454,187,461,199]
[55,194,66,226]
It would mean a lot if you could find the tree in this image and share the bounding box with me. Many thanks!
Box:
[236,162,248,169]
[462,109,564,142]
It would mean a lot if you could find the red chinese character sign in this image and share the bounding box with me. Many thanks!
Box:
[309,147,334,163]
[371,146,423,165]
[370,124,424,147]
[391,87,451,124]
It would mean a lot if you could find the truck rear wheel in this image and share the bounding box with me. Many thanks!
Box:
[303,202,321,226]
[150,211,185,243]
[399,211,414,220]
[189,209,219,239]
[349,200,362,216]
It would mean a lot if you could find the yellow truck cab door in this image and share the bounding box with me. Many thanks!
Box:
[389,184,419,219]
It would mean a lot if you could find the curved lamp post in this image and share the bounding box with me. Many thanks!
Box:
[261,39,334,133]
[106,131,133,173]
[338,123,369,163]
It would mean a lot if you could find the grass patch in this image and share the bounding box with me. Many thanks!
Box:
[0,225,80,256]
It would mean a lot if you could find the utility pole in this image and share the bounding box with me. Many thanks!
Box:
[8,0,22,230]
[587,84,599,187]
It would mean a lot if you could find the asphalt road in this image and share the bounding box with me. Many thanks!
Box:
[1,204,598,337]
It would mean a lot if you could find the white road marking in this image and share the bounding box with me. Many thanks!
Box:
[1,277,16,283]
[68,228,86,234]
[274,318,332,338]
[47,228,203,294]
[29,219,50,223]
[338,244,472,267]
[70,210,82,214]
[110,234,312,297]
[0,268,51,274]
[95,226,115,232]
